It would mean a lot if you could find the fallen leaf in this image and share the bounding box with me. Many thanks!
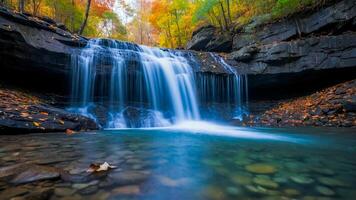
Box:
[20,112,29,117]
[40,112,49,116]
[33,122,40,127]
[86,162,117,173]
[65,129,75,135]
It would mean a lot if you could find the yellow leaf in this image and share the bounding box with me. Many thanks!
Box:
[33,122,40,127]
[20,112,29,117]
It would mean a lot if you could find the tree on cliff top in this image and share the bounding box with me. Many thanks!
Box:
[79,0,91,34]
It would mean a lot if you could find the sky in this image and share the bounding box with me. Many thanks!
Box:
[113,0,136,24]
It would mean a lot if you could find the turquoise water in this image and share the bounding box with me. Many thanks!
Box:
[0,126,355,199]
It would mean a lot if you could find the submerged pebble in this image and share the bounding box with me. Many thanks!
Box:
[317,177,349,187]
[54,187,76,196]
[231,174,252,185]
[245,163,277,174]
[226,186,240,195]
[253,177,279,189]
[284,188,300,196]
[290,175,314,184]
[315,185,335,196]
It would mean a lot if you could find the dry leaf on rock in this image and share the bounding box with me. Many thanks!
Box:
[86,162,117,173]
[65,129,75,135]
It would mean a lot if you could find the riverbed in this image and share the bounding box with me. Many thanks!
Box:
[0,126,355,199]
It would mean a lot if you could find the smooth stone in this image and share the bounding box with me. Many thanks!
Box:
[226,187,240,195]
[315,186,335,196]
[273,176,288,183]
[302,196,331,200]
[79,185,98,195]
[284,188,301,196]
[312,168,335,176]
[231,175,252,185]
[112,185,140,195]
[255,174,270,179]
[290,175,314,184]
[0,187,29,199]
[157,176,191,187]
[253,177,279,189]
[69,167,86,175]
[245,163,277,174]
[245,185,268,194]
[317,177,349,187]
[285,162,307,172]
[110,171,148,185]
[22,188,54,200]
[11,165,60,184]
[72,180,98,190]
[54,187,76,196]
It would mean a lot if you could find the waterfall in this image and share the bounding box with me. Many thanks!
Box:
[207,53,249,120]
[70,39,200,128]
[70,39,248,128]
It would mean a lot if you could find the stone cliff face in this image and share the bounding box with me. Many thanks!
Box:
[229,0,356,74]
[187,0,356,101]
[0,7,87,94]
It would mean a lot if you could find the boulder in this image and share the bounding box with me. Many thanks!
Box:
[187,25,232,52]
[0,87,99,134]
[122,106,170,128]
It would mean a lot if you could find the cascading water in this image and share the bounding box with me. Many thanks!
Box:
[70,39,200,128]
[70,38,248,128]
[209,53,249,120]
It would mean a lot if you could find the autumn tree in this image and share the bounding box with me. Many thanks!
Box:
[79,0,91,34]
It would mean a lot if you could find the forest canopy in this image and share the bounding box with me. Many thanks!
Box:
[0,0,326,48]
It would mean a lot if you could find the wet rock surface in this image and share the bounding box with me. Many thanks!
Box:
[0,87,99,134]
[237,79,356,127]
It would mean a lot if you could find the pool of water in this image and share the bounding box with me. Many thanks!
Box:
[0,125,355,199]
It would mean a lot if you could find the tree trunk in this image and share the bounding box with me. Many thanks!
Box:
[226,0,232,24]
[18,0,25,13]
[79,0,92,35]
[32,0,42,16]
[173,10,182,48]
[219,1,229,31]
[71,0,75,32]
